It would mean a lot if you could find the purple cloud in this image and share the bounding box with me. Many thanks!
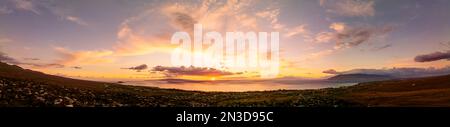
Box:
[414,51,450,62]
[122,64,148,72]
[72,66,82,69]
[322,69,341,74]
[0,52,20,64]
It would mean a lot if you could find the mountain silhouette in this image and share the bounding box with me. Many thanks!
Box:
[328,73,395,83]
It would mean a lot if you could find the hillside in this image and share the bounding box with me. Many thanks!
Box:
[0,62,115,91]
[336,74,450,107]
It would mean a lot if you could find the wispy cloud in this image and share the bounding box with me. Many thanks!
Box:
[314,32,334,43]
[320,0,375,17]
[54,47,114,66]
[305,49,335,60]
[26,63,64,68]
[63,16,88,26]
[303,1,391,61]
[161,0,261,32]
[12,0,40,15]
[371,44,392,51]
[112,21,174,56]
[301,22,394,62]
[285,25,308,37]
[0,38,12,43]
[311,22,394,49]
[333,23,393,49]
[8,0,88,26]
[23,57,40,61]
[440,41,450,49]
[256,8,283,30]
[43,2,89,26]
[0,6,13,15]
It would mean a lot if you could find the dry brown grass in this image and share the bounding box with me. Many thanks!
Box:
[337,75,450,107]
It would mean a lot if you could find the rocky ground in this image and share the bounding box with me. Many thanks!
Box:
[0,77,351,107]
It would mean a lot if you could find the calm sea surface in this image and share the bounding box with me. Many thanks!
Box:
[121,80,357,92]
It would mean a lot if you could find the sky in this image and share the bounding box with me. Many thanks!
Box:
[1,0,450,81]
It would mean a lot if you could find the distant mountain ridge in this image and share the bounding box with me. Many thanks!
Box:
[327,73,395,83]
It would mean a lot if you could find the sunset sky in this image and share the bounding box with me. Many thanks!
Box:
[1,0,450,81]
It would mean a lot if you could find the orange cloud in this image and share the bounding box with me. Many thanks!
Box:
[113,23,175,56]
[54,47,114,66]
[329,22,346,32]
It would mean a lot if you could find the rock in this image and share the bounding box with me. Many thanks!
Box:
[36,96,45,102]
[112,101,123,107]
[54,98,63,105]
[64,97,75,104]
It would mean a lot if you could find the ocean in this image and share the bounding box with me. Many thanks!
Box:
[121,79,357,92]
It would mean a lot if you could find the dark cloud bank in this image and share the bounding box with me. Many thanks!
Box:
[414,51,450,62]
